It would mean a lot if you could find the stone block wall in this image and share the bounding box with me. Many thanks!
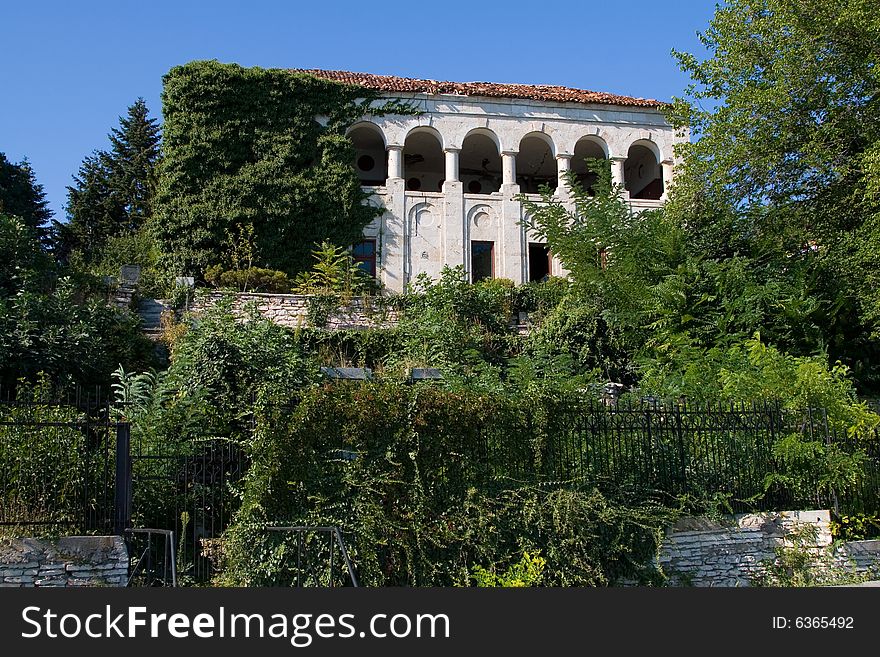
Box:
[835,540,880,572]
[0,536,129,587]
[191,292,401,330]
[660,510,833,587]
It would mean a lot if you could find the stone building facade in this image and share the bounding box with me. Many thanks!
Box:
[304,70,687,293]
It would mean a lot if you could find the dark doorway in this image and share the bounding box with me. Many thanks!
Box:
[471,241,494,283]
[529,243,551,282]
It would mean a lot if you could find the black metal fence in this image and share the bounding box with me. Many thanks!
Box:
[0,392,245,584]
[128,430,246,583]
[0,391,118,534]
[2,393,879,584]
[464,400,880,514]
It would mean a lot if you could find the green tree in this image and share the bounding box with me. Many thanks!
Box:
[0,213,153,389]
[107,98,161,230]
[0,153,53,243]
[669,0,880,209]
[59,99,160,262]
[667,0,880,389]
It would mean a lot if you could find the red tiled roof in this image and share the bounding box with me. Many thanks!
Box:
[293,69,666,109]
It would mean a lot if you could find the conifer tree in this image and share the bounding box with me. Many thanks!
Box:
[107,98,161,230]
[0,152,53,244]
[60,98,160,260]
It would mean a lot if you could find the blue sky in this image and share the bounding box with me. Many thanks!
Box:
[0,0,718,219]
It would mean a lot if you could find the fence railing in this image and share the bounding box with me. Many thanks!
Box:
[1,393,878,583]
[0,396,119,534]
[0,394,246,584]
[472,400,879,513]
[265,526,359,587]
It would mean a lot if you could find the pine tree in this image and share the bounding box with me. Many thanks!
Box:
[60,153,126,258]
[107,98,161,230]
[0,152,53,243]
[59,98,160,260]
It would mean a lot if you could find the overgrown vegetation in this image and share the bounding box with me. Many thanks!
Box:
[220,382,680,587]
[0,213,153,390]
[3,2,880,587]
[153,60,413,285]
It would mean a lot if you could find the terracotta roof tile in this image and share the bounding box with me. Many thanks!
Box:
[293,69,665,109]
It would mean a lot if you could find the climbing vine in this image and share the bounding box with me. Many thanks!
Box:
[153,60,414,284]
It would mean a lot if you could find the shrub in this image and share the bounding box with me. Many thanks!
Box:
[219,382,679,587]
[204,265,292,293]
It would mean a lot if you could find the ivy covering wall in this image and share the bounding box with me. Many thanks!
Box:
[153,60,409,280]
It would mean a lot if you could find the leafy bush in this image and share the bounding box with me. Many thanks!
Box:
[220,382,679,587]
[636,333,880,436]
[293,240,377,296]
[167,300,311,422]
[831,513,880,541]
[205,265,292,293]
[472,550,546,587]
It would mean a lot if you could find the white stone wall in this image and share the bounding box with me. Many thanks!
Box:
[350,92,684,292]
[191,292,401,330]
[0,536,128,587]
[660,510,840,587]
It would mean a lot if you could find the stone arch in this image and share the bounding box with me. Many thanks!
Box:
[630,137,662,162]
[516,132,557,193]
[625,140,663,200]
[407,201,438,236]
[460,128,502,194]
[403,127,445,192]
[466,203,498,231]
[572,135,609,195]
[347,122,388,185]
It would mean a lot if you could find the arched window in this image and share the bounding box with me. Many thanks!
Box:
[348,123,387,186]
[572,137,608,195]
[460,130,502,194]
[625,142,663,200]
[403,129,444,192]
[516,134,557,193]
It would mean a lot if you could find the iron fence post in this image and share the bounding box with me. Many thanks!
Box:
[114,422,132,535]
[821,408,840,516]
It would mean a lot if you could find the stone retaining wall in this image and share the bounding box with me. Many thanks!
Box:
[659,510,880,586]
[835,539,880,572]
[191,292,401,330]
[0,536,128,587]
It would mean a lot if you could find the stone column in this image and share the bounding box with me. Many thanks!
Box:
[387,145,403,180]
[501,151,518,195]
[611,156,628,199]
[444,148,460,183]
[443,180,464,270]
[501,150,525,282]
[556,153,572,198]
[661,158,674,200]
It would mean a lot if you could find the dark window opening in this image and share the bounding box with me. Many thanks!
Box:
[516,135,557,193]
[461,132,502,194]
[349,125,387,185]
[352,239,377,278]
[471,241,494,283]
[625,144,663,200]
[528,243,551,282]
[403,131,444,193]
